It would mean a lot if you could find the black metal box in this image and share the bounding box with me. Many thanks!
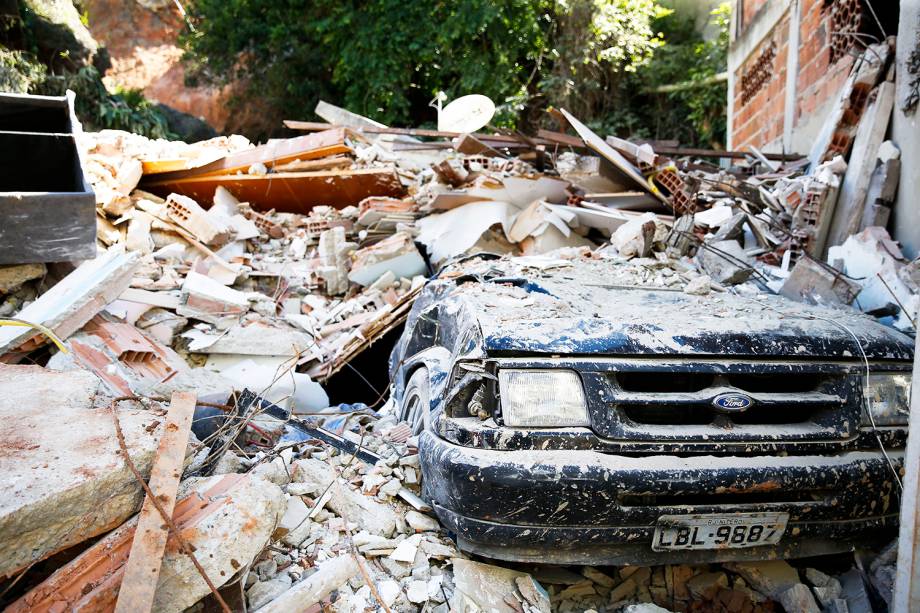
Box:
[0,92,96,264]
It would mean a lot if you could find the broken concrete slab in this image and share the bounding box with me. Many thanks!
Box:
[451,558,539,613]
[780,257,860,306]
[9,473,284,613]
[0,365,165,579]
[182,323,313,356]
[177,270,250,327]
[0,249,139,355]
[347,231,426,287]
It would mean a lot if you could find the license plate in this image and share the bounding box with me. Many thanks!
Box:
[652,512,788,551]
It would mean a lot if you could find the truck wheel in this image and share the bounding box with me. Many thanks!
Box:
[400,368,429,435]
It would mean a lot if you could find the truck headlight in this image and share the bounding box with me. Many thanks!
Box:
[498,369,589,427]
[863,373,911,426]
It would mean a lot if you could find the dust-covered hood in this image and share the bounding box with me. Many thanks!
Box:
[446,256,913,361]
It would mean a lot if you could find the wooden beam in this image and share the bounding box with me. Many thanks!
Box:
[146,129,352,181]
[144,168,406,214]
[825,81,895,252]
[648,146,803,161]
[285,120,570,148]
[114,391,197,613]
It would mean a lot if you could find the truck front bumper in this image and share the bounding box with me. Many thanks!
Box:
[419,431,901,565]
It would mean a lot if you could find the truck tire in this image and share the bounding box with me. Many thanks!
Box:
[400,367,429,435]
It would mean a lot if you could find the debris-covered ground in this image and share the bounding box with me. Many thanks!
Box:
[0,35,915,612]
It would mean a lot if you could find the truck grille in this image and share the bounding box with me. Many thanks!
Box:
[622,402,822,426]
[616,371,822,394]
[585,361,860,444]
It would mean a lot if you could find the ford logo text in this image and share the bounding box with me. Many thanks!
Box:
[712,393,754,412]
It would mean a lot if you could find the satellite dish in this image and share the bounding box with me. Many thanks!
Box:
[437,94,496,133]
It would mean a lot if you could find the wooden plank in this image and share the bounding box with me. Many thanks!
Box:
[536,128,584,148]
[145,168,406,214]
[114,391,197,613]
[825,81,895,251]
[650,146,801,161]
[283,120,335,132]
[895,328,920,612]
[273,155,352,172]
[146,129,352,182]
[141,159,190,175]
[287,118,564,148]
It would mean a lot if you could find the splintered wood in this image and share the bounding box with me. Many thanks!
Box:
[115,391,197,613]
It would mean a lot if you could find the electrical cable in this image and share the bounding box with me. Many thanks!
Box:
[739,293,904,490]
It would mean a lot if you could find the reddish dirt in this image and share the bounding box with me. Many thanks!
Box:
[83,0,231,130]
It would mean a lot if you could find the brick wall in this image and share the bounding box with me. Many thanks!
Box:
[795,0,855,126]
[729,0,857,151]
[739,0,770,30]
[732,16,789,149]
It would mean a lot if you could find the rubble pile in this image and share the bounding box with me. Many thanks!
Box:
[0,38,915,610]
[0,370,876,613]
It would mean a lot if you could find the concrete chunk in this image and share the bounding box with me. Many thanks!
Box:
[724,560,800,598]
[9,473,285,612]
[348,231,426,287]
[253,554,361,613]
[0,365,164,578]
[698,240,753,285]
[780,258,859,306]
[450,558,537,613]
[778,583,821,613]
[292,458,398,537]
[405,510,440,533]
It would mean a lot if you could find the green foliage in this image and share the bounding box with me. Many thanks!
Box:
[594,2,730,146]
[0,47,47,93]
[182,0,669,132]
[0,45,173,138]
[0,0,172,139]
[181,0,727,145]
[36,66,173,138]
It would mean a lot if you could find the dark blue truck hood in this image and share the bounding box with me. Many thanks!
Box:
[444,256,913,362]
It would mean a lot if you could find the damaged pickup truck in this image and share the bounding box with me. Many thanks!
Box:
[389,253,913,564]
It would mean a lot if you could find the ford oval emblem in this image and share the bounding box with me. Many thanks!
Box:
[712,392,754,413]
